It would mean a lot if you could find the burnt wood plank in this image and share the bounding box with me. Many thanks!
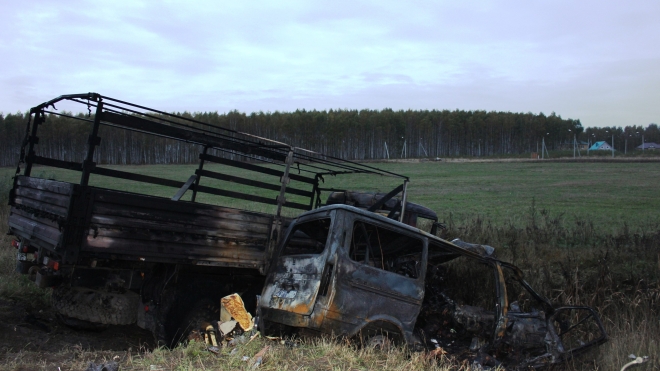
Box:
[194,184,281,206]
[11,207,61,230]
[31,156,83,172]
[92,190,275,222]
[92,205,272,233]
[196,185,311,210]
[200,154,316,185]
[16,176,74,196]
[13,196,68,218]
[15,187,71,209]
[196,169,313,197]
[82,236,266,261]
[89,214,271,239]
[87,227,269,248]
[91,202,273,228]
[8,212,62,247]
[92,167,185,188]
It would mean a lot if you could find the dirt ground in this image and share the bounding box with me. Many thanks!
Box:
[0,297,154,370]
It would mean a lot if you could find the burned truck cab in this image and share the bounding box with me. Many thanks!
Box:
[260,203,608,368]
[260,204,429,344]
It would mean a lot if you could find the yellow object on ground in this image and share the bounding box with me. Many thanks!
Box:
[220,293,254,331]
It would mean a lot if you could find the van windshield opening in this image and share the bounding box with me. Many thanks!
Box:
[281,218,331,256]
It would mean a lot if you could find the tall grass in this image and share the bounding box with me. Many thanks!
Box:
[441,201,659,370]
[0,170,657,369]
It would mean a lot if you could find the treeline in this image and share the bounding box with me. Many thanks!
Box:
[1,109,658,167]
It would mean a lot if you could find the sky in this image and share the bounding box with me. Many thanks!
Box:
[1,0,658,128]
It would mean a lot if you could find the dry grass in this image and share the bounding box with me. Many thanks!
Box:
[440,203,660,370]
[0,337,473,371]
[0,172,658,370]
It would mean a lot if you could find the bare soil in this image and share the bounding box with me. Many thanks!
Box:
[0,297,154,369]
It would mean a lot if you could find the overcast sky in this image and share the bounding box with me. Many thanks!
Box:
[1,0,658,128]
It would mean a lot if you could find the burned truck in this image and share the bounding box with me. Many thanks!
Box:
[259,198,608,368]
[6,93,414,345]
[6,93,606,368]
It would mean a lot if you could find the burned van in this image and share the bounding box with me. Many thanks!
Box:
[259,204,607,369]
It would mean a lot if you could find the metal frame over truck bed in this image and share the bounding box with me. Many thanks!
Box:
[9,93,411,273]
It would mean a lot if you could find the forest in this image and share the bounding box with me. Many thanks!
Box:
[1,108,658,167]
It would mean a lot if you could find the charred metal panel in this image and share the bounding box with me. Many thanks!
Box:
[321,257,423,342]
[262,256,323,316]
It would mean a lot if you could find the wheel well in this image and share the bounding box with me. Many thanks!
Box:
[357,320,404,345]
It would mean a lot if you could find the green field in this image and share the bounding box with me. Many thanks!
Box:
[2,161,659,232]
[1,161,659,370]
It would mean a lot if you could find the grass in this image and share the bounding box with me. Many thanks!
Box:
[2,161,659,230]
[0,336,463,371]
[1,161,659,370]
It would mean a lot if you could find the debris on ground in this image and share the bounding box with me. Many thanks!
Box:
[221,293,254,331]
[248,345,270,369]
[85,361,119,371]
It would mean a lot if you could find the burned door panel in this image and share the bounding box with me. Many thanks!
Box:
[318,215,427,341]
[261,216,333,320]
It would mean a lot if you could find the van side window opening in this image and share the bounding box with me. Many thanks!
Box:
[348,221,424,279]
[281,218,331,256]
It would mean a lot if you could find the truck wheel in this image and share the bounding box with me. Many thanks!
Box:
[52,286,139,326]
[168,299,219,346]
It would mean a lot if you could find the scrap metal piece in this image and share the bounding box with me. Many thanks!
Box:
[219,320,238,336]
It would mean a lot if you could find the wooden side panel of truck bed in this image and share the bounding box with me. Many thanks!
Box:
[83,189,274,269]
[8,176,73,250]
[9,176,275,270]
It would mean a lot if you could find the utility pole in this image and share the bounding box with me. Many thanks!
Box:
[612,134,614,158]
[573,134,576,158]
[419,138,428,157]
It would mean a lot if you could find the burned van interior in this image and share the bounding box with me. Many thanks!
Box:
[348,221,424,279]
[281,218,332,256]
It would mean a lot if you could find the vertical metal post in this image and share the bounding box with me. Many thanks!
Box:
[309,174,320,210]
[573,134,576,158]
[80,101,103,186]
[611,134,614,158]
[541,138,545,159]
[275,150,294,218]
[24,111,43,177]
[192,146,208,202]
[399,180,409,223]
[264,149,294,274]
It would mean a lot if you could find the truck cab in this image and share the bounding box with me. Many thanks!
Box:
[260,204,608,368]
[260,204,428,344]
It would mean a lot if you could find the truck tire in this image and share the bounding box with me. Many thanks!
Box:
[52,286,139,326]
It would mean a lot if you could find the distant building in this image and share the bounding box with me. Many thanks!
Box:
[637,142,659,150]
[589,141,613,151]
[577,141,589,150]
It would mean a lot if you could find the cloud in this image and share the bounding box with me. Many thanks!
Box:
[1,0,658,127]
